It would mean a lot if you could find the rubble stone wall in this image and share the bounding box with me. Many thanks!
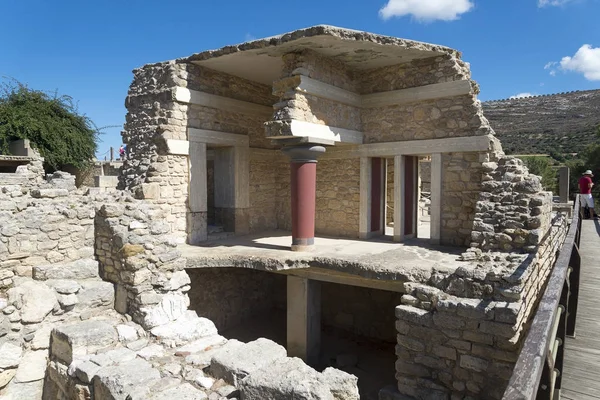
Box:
[94,195,192,330]
[394,214,568,399]
[358,55,471,94]
[249,156,289,233]
[470,156,554,252]
[315,159,360,238]
[186,268,286,332]
[0,172,94,289]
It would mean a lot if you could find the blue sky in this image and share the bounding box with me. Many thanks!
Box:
[1,0,599,158]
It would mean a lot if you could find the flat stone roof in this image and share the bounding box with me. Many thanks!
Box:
[179,25,459,85]
[181,230,465,284]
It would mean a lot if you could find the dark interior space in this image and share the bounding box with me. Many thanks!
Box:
[186,268,399,399]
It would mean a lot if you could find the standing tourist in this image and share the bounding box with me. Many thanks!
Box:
[579,170,598,219]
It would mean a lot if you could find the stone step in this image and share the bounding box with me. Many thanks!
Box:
[149,310,218,347]
[51,320,118,365]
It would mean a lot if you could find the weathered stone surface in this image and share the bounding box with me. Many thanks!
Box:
[76,280,114,310]
[150,311,217,346]
[240,357,356,400]
[175,335,227,355]
[51,279,81,294]
[31,325,53,350]
[211,338,286,386]
[140,292,189,329]
[0,368,16,388]
[150,382,208,399]
[93,357,161,400]
[0,342,22,369]
[7,280,57,323]
[74,360,101,384]
[14,350,47,383]
[51,320,117,364]
[321,367,360,400]
[2,379,44,400]
[33,259,99,280]
[116,324,138,342]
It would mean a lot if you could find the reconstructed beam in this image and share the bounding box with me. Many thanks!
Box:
[361,80,473,108]
[174,87,272,116]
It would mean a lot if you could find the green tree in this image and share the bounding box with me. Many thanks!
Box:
[0,79,99,171]
[521,155,558,193]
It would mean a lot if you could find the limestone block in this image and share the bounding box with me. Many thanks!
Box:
[7,280,57,324]
[175,334,227,355]
[89,347,137,367]
[31,325,53,350]
[92,358,161,400]
[74,360,101,384]
[0,369,16,388]
[1,379,44,400]
[321,367,359,400]
[116,324,138,342]
[33,259,99,281]
[76,280,114,310]
[139,292,189,329]
[0,342,22,369]
[239,357,356,400]
[51,320,117,365]
[150,382,208,400]
[140,183,160,200]
[50,279,81,294]
[30,189,69,198]
[150,311,218,347]
[14,350,47,383]
[210,338,287,386]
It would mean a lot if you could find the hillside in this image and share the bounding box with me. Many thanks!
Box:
[482,89,600,156]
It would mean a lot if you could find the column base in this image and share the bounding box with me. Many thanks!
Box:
[291,238,315,252]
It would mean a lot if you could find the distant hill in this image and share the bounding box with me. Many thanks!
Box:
[482,89,600,156]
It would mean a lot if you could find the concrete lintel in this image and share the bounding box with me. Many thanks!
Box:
[272,136,336,147]
[318,135,493,160]
[174,87,273,117]
[296,75,361,107]
[188,128,250,147]
[267,120,363,145]
[279,267,406,293]
[287,276,321,365]
[361,80,473,108]
[165,139,190,156]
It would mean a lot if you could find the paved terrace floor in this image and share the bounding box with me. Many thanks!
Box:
[562,219,600,400]
[181,228,465,286]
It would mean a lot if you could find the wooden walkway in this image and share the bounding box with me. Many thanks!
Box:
[562,219,600,400]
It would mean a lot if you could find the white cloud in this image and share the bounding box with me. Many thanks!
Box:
[559,44,600,81]
[510,93,535,99]
[244,33,256,42]
[379,0,474,22]
[538,0,575,7]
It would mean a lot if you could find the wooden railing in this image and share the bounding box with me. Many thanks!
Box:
[503,196,582,400]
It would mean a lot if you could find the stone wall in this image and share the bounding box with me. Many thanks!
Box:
[315,159,360,238]
[0,172,94,289]
[249,156,288,233]
[321,283,403,343]
[186,268,286,332]
[394,213,568,399]
[94,195,191,330]
[358,55,471,94]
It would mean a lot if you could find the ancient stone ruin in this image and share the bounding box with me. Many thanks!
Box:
[0,26,569,400]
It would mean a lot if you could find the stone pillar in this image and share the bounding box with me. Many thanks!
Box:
[188,142,208,244]
[282,144,326,252]
[393,155,405,242]
[430,153,443,244]
[287,276,321,365]
[559,166,570,203]
[214,146,250,234]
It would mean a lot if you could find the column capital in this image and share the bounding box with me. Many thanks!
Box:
[281,144,326,163]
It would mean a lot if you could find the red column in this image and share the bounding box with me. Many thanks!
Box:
[282,145,326,252]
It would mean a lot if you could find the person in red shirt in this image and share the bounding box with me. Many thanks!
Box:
[579,170,597,219]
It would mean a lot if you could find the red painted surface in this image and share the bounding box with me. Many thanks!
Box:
[370,158,383,232]
[291,162,317,244]
[404,156,416,236]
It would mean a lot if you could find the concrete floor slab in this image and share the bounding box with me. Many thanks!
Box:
[181,229,464,285]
